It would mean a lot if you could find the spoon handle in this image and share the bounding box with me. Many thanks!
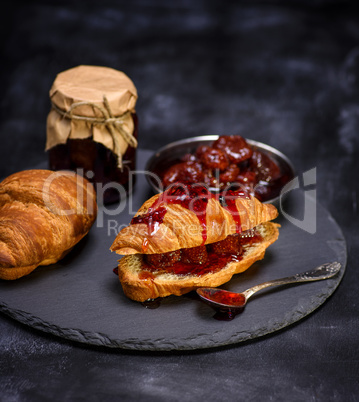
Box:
[242,262,341,300]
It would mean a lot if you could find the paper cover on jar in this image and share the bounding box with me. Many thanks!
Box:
[46,65,138,167]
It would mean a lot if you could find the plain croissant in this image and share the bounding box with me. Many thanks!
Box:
[0,169,97,280]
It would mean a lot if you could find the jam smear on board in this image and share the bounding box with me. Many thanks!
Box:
[212,308,245,321]
[141,298,162,309]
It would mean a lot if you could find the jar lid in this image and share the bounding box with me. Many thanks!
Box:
[50,65,137,117]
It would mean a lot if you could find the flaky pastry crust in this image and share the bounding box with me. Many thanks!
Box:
[0,169,97,280]
[111,193,278,255]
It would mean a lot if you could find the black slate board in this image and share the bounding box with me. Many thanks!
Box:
[0,150,347,351]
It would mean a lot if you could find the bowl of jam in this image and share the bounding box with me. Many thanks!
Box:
[145,135,295,204]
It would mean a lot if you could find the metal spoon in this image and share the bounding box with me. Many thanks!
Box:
[196,262,341,319]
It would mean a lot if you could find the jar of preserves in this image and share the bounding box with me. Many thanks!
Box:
[46,65,138,204]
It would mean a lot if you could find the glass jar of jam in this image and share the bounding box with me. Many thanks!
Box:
[46,65,138,205]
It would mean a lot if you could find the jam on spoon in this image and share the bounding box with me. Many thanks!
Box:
[197,262,341,320]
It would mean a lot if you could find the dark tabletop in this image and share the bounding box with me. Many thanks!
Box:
[1,1,359,401]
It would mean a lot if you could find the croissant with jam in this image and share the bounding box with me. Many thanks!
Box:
[0,169,97,280]
[110,183,279,302]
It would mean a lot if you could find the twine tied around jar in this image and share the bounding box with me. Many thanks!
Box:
[51,95,137,169]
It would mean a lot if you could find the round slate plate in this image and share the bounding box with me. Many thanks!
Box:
[0,150,347,351]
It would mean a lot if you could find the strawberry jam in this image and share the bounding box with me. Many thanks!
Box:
[143,251,243,277]
[219,188,246,233]
[130,183,249,249]
[198,288,247,320]
[158,135,294,202]
[141,229,262,278]
[202,290,246,307]
[138,271,155,280]
[131,206,167,236]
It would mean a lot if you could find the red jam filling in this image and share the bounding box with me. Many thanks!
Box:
[139,229,262,279]
[141,251,242,278]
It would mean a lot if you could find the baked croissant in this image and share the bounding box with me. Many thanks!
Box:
[0,169,97,280]
[111,184,279,302]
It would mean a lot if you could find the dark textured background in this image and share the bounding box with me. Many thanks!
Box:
[1,1,359,401]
